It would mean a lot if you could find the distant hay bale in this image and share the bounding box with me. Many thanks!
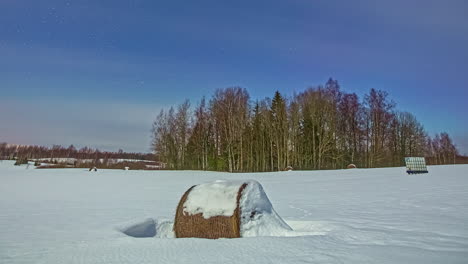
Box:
[347,164,357,169]
[173,180,292,239]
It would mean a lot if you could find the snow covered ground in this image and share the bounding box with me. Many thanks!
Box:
[0,160,467,263]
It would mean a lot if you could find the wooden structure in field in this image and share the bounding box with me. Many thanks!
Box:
[404,157,428,174]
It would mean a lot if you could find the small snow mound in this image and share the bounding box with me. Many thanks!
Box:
[119,218,156,238]
[119,218,174,238]
[155,219,175,238]
[239,181,293,237]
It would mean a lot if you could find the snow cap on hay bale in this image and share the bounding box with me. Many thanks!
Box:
[173,180,292,239]
[347,164,357,169]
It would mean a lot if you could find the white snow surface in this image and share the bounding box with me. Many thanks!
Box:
[1,160,468,263]
[183,180,243,218]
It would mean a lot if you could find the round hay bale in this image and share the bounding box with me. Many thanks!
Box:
[173,180,291,239]
[347,164,357,169]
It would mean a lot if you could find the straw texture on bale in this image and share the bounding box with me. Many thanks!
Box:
[174,183,247,239]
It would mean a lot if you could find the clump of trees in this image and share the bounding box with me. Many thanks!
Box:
[152,79,460,172]
[426,132,459,165]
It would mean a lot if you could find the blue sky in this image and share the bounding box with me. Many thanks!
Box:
[1,0,467,154]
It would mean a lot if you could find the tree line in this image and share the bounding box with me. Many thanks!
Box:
[0,143,154,162]
[152,79,459,172]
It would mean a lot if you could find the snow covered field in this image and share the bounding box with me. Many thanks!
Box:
[1,160,467,263]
